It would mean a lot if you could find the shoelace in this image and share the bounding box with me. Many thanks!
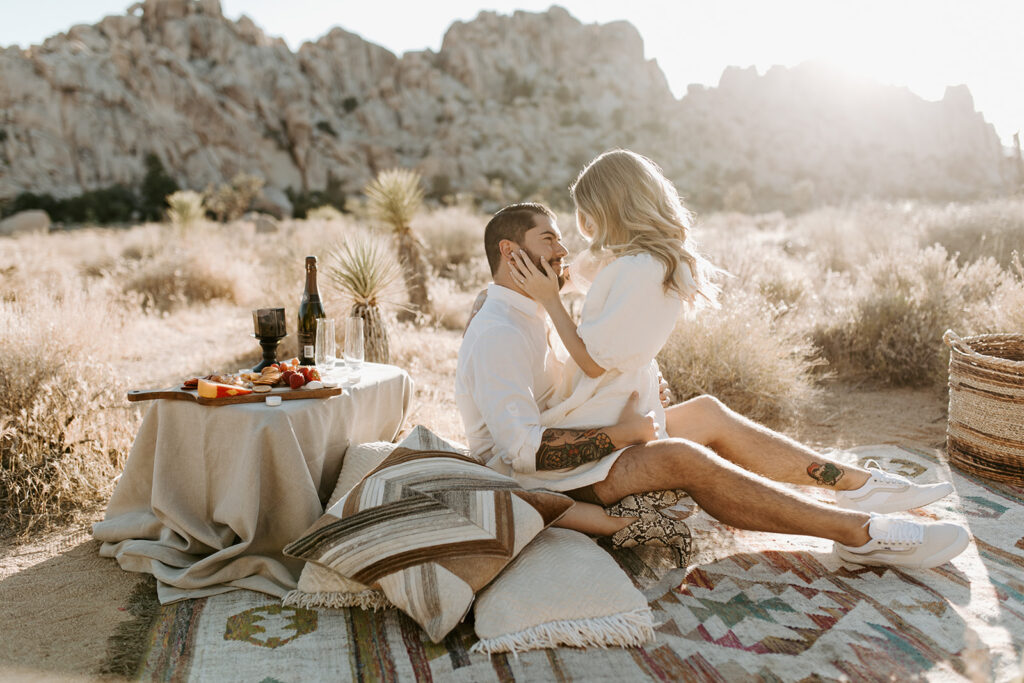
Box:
[863,459,909,486]
[874,518,925,546]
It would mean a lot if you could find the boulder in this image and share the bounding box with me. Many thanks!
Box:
[0,210,51,237]
[252,186,293,219]
[242,210,279,233]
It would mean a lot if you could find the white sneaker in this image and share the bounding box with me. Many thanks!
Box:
[835,460,954,513]
[835,514,970,569]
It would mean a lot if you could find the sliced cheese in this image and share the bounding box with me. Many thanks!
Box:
[197,378,253,399]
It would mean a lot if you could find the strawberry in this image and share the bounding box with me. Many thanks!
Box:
[288,373,306,389]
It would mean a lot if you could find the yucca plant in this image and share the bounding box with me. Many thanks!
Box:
[324,233,406,363]
[165,190,205,232]
[364,168,430,320]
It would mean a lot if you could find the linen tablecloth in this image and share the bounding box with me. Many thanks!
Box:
[92,363,413,603]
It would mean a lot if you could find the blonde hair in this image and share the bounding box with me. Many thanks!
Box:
[570,149,720,307]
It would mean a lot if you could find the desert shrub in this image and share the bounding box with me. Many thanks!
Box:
[918,198,1024,267]
[124,246,257,311]
[787,201,922,273]
[0,284,138,536]
[166,190,205,231]
[204,173,265,222]
[306,205,345,222]
[812,245,1016,386]
[428,276,482,332]
[657,290,822,428]
[413,206,486,275]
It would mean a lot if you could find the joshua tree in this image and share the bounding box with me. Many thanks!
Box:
[165,190,205,232]
[364,168,430,321]
[324,233,405,364]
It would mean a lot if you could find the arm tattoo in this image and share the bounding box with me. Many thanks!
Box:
[536,428,615,470]
[807,462,844,486]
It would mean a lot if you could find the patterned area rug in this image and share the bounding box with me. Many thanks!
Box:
[104,446,1024,682]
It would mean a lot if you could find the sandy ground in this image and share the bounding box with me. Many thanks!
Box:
[0,305,952,680]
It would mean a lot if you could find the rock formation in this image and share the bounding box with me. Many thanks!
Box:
[0,1,1010,214]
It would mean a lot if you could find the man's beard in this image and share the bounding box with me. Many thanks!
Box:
[522,246,565,289]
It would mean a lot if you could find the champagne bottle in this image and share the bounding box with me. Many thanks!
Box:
[298,256,326,365]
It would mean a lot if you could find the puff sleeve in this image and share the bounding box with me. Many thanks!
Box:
[576,253,685,373]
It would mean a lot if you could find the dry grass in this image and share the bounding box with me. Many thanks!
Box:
[3,198,1024,534]
[0,282,139,536]
[657,290,823,429]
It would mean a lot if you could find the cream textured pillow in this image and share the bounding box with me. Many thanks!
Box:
[284,447,573,642]
[283,427,471,611]
[471,527,655,654]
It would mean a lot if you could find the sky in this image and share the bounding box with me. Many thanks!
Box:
[2,1,1022,146]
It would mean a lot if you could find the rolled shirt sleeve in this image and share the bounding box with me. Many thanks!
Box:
[464,325,544,475]
[576,253,685,373]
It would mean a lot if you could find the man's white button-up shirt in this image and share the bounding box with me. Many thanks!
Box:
[455,283,562,476]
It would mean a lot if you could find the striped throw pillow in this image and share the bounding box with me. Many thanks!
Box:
[284,447,573,642]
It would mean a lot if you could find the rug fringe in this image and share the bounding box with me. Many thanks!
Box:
[282,588,392,611]
[469,608,656,655]
[98,575,161,677]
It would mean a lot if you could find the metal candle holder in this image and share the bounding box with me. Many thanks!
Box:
[252,307,287,372]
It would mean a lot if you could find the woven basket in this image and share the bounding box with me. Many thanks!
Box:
[944,330,1024,484]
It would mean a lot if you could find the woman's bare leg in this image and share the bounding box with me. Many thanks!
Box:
[552,501,633,536]
[665,395,871,490]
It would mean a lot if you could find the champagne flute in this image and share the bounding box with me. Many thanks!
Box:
[344,316,364,372]
[315,318,335,377]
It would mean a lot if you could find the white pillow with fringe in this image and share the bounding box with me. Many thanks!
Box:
[283,426,470,611]
[471,527,654,654]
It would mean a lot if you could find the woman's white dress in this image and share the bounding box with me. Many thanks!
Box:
[510,251,692,491]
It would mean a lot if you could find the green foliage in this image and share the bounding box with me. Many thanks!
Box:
[139,153,179,222]
[1,153,176,224]
[287,171,346,219]
[3,185,138,223]
[316,120,337,137]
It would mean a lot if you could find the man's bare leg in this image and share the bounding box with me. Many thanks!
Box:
[591,438,872,547]
[664,395,871,490]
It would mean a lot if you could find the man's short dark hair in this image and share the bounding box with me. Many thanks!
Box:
[483,203,556,275]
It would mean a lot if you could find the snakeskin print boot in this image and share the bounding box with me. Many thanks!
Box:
[605,489,690,518]
[608,509,693,567]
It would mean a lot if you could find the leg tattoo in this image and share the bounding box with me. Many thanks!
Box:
[807,462,844,486]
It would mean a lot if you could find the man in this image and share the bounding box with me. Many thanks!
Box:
[456,202,969,569]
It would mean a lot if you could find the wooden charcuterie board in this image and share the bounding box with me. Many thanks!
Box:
[127,384,342,406]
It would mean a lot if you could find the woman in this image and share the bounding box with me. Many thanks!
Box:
[509,149,721,562]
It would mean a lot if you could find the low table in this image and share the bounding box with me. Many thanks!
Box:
[93,363,413,603]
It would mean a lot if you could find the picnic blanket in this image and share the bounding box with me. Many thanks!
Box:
[101,445,1024,682]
